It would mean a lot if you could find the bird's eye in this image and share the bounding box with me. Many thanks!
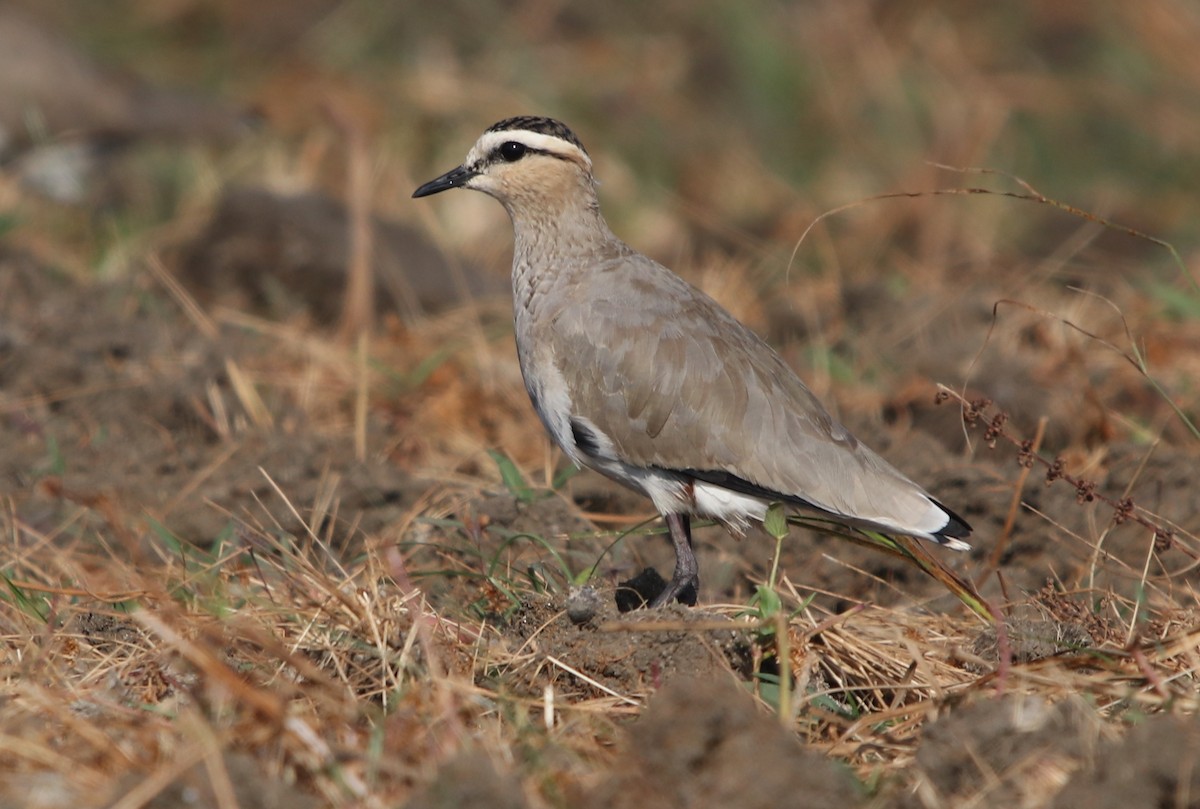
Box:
[498,141,527,162]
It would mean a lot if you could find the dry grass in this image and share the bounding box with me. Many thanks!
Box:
[5,505,1200,806]
[3,0,1200,806]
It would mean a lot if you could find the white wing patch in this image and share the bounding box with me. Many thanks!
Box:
[692,482,767,533]
[908,498,962,542]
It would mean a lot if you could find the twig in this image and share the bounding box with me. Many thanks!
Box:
[982,415,1046,582]
[936,387,1186,557]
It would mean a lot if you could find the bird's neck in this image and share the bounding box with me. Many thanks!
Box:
[508,196,616,267]
[508,195,622,330]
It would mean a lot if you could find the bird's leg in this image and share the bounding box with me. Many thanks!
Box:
[649,513,699,607]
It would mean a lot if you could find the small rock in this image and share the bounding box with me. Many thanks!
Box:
[566,585,603,625]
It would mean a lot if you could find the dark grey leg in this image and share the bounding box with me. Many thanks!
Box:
[649,513,699,607]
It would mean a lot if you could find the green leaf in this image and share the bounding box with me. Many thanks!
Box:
[551,464,581,490]
[752,584,782,618]
[2,574,49,622]
[43,435,66,476]
[763,502,789,540]
[486,450,537,503]
[1148,280,1200,321]
[0,213,20,239]
[146,516,186,556]
[755,674,782,710]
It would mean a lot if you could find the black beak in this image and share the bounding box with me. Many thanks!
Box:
[412,164,477,198]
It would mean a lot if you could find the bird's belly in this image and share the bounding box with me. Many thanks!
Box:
[584,455,769,535]
[517,348,578,459]
[514,333,769,533]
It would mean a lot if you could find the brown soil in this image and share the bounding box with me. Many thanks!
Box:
[895,695,1108,808]
[579,676,864,809]
[505,594,754,696]
[1051,713,1200,809]
[4,247,1197,808]
[2,7,1198,799]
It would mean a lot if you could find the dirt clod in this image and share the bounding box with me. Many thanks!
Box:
[615,567,670,611]
[582,676,863,809]
[403,750,529,809]
[177,185,500,323]
[969,619,1094,671]
[119,754,319,809]
[509,594,753,696]
[1051,713,1200,809]
[900,696,1105,808]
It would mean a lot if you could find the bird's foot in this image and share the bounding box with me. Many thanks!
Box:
[645,512,701,608]
[616,568,698,611]
[648,573,698,608]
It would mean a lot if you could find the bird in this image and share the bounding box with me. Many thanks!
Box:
[413,116,971,608]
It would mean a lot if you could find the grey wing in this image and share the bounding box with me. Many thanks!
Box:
[552,265,953,536]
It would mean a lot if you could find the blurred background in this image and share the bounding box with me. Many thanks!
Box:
[3,6,1200,803]
[5,0,1197,404]
[9,0,1199,232]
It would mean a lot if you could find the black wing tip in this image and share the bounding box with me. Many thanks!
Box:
[932,498,972,540]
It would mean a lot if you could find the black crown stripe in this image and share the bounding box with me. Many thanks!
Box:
[485,116,588,155]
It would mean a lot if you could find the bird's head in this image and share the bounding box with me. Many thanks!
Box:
[413,116,596,215]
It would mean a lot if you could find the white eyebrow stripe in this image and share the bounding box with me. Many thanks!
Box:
[473,129,591,169]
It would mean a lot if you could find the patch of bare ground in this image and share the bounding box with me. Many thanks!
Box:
[895,695,1109,809]
[3,237,1200,808]
[503,594,753,698]
[4,6,1200,799]
[579,676,863,809]
[1051,713,1200,809]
